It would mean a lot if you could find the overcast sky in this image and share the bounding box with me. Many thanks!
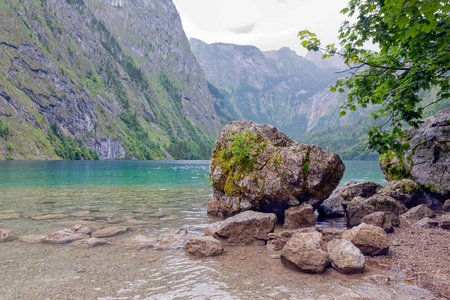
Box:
[172,0,350,56]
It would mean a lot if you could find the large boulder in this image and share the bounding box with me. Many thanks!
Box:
[207,120,345,217]
[342,223,389,256]
[280,232,330,274]
[345,194,407,228]
[327,238,365,274]
[183,236,224,257]
[381,107,450,200]
[266,227,320,252]
[205,210,277,245]
[283,203,317,229]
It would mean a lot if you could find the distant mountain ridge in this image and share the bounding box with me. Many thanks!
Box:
[189,38,351,138]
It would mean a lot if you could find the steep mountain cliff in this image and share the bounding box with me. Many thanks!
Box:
[0,0,221,160]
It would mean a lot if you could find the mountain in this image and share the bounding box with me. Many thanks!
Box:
[0,0,221,160]
[189,38,354,138]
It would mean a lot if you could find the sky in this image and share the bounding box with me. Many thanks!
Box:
[172,0,351,56]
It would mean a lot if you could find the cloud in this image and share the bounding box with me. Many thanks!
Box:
[229,23,256,34]
[276,0,288,3]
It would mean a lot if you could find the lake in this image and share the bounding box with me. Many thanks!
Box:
[1,160,430,299]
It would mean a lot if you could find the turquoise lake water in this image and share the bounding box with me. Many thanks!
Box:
[0,160,401,299]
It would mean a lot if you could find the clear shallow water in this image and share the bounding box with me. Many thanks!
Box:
[1,160,419,300]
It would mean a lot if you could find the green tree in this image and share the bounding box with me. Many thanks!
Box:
[299,0,449,158]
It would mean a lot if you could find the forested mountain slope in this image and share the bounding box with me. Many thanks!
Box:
[0,0,221,160]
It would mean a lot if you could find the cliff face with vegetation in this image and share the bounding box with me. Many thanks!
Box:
[0,0,221,160]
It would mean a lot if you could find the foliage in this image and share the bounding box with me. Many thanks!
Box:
[119,112,164,159]
[0,119,10,140]
[48,123,99,160]
[299,0,450,158]
[226,130,263,171]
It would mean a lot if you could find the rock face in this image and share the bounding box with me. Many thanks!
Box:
[280,232,330,273]
[381,108,450,199]
[317,195,345,217]
[327,239,365,274]
[208,120,345,217]
[342,223,389,256]
[401,204,435,221]
[205,211,277,245]
[183,236,224,257]
[345,194,407,228]
[283,203,317,229]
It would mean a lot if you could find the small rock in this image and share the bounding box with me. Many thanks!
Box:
[183,236,224,257]
[19,235,44,244]
[0,230,14,242]
[280,232,330,274]
[317,195,345,217]
[361,211,394,233]
[335,181,382,203]
[74,237,109,248]
[440,213,450,230]
[204,221,223,237]
[378,179,426,208]
[402,204,435,221]
[125,234,158,250]
[155,228,190,250]
[29,213,67,220]
[443,200,450,212]
[364,275,390,285]
[345,194,407,228]
[413,217,439,229]
[283,203,317,229]
[0,213,21,220]
[41,228,86,244]
[327,239,365,274]
[342,223,389,256]
[321,227,345,242]
[71,224,92,234]
[212,211,277,245]
[91,226,129,238]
